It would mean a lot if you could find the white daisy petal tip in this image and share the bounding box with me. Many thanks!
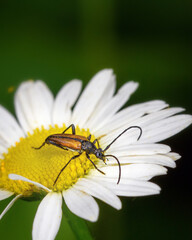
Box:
[90,68,115,84]
[71,68,116,127]
[97,68,114,75]
[117,81,139,100]
[63,188,99,222]
[15,80,33,92]
[53,79,83,126]
[126,81,139,92]
[14,78,54,133]
[168,152,181,161]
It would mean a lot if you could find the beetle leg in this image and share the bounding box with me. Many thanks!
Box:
[92,139,100,148]
[86,153,105,175]
[62,124,76,134]
[47,141,69,151]
[33,140,69,151]
[87,134,91,141]
[53,153,82,186]
[32,141,46,150]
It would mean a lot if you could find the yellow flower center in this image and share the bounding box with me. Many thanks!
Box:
[0,125,99,198]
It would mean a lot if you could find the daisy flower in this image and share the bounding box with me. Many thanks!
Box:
[0,69,191,240]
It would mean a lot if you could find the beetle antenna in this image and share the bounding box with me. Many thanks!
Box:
[105,154,121,184]
[104,126,142,152]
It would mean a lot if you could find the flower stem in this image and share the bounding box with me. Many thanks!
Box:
[62,202,94,240]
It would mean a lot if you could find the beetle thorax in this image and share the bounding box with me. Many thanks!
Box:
[81,141,96,154]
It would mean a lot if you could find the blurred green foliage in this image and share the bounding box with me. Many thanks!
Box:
[0,1,191,239]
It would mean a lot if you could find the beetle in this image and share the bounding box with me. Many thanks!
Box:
[33,124,142,185]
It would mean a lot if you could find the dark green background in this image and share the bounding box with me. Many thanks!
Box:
[0,1,191,239]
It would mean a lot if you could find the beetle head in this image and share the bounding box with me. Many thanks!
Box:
[95,148,105,160]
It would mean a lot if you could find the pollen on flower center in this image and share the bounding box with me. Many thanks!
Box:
[0,124,99,196]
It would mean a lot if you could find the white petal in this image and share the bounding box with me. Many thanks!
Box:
[0,105,25,148]
[100,107,185,147]
[106,155,176,168]
[0,189,14,201]
[9,174,51,192]
[167,152,181,161]
[87,81,138,132]
[71,69,115,128]
[14,80,54,133]
[95,100,168,137]
[137,107,185,127]
[85,75,116,127]
[63,187,99,222]
[74,178,122,210]
[140,114,192,143]
[107,143,171,156]
[53,80,82,127]
[0,194,22,220]
[91,164,167,181]
[32,192,62,240]
[91,177,160,196]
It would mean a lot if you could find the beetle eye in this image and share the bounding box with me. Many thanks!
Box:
[96,152,102,158]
